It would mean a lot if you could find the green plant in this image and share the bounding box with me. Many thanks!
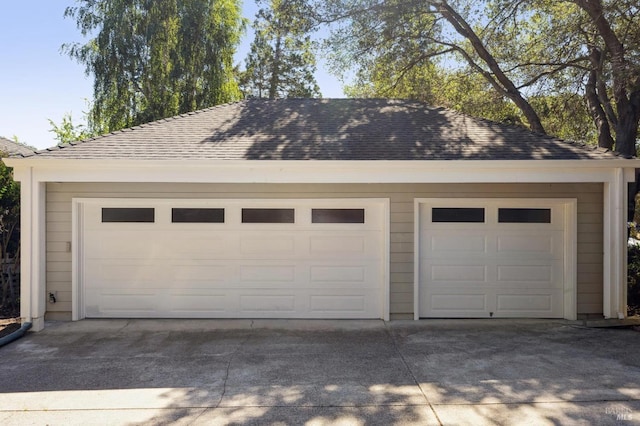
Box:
[628,244,640,316]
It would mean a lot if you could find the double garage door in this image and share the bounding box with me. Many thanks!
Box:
[79,199,387,319]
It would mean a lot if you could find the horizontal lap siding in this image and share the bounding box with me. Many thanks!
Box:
[45,182,604,320]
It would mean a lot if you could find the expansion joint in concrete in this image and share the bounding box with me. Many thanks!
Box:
[383,321,443,426]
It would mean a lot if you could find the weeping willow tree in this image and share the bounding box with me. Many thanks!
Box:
[64,0,245,134]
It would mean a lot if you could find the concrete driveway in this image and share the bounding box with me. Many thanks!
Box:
[0,319,638,425]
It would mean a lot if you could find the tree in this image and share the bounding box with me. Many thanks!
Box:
[345,63,525,126]
[240,0,321,99]
[318,0,639,156]
[319,0,547,132]
[480,0,639,155]
[64,0,245,134]
[0,155,20,313]
[571,0,640,157]
[48,112,95,145]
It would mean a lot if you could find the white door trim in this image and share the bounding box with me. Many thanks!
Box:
[414,198,577,320]
[72,197,390,321]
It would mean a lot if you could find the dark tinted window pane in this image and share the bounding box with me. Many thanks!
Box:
[242,208,295,223]
[102,208,154,223]
[172,208,225,223]
[432,208,485,223]
[312,209,365,223]
[499,208,551,223]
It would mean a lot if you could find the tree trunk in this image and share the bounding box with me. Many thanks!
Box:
[269,34,283,99]
[435,1,546,134]
[585,48,615,150]
[615,103,640,158]
[574,0,639,157]
[586,67,615,150]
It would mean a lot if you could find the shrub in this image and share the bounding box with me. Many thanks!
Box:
[628,244,640,316]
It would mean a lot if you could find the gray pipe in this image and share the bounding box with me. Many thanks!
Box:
[0,322,32,347]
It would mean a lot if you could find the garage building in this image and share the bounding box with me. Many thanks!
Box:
[6,99,637,330]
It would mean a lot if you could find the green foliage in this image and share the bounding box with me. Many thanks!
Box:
[628,244,640,315]
[318,0,640,154]
[320,0,548,132]
[324,0,441,95]
[48,112,95,145]
[528,95,596,143]
[239,0,320,99]
[0,160,19,224]
[431,71,523,125]
[64,0,245,133]
[346,65,524,126]
[343,47,441,104]
[0,156,20,311]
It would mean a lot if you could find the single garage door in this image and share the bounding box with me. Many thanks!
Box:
[78,198,387,319]
[417,199,574,318]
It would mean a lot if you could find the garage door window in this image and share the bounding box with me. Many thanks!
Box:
[242,208,295,223]
[172,208,225,223]
[102,208,155,223]
[312,208,365,223]
[498,208,551,223]
[432,207,485,223]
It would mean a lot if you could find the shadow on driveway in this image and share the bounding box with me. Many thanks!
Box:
[0,319,638,425]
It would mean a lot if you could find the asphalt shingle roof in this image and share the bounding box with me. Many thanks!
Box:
[23,99,617,161]
[0,137,35,157]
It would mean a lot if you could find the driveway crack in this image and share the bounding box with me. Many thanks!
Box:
[188,329,253,425]
[215,331,252,409]
[383,321,444,426]
[117,320,131,332]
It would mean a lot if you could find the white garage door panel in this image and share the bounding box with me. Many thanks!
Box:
[311,266,364,282]
[431,294,488,311]
[429,234,487,253]
[497,235,555,253]
[169,294,229,314]
[240,294,295,312]
[79,199,386,319]
[241,237,295,255]
[418,199,571,318]
[429,264,487,282]
[496,293,558,312]
[170,263,229,282]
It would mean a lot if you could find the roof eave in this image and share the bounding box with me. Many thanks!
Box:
[6,157,639,185]
[4,157,639,169]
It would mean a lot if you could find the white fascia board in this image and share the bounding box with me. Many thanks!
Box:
[5,158,640,184]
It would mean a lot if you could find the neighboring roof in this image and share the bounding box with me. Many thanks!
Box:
[20,99,619,161]
[0,136,35,157]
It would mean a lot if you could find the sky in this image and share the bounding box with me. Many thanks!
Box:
[0,1,345,150]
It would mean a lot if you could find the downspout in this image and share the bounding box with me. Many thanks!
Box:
[0,322,32,347]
